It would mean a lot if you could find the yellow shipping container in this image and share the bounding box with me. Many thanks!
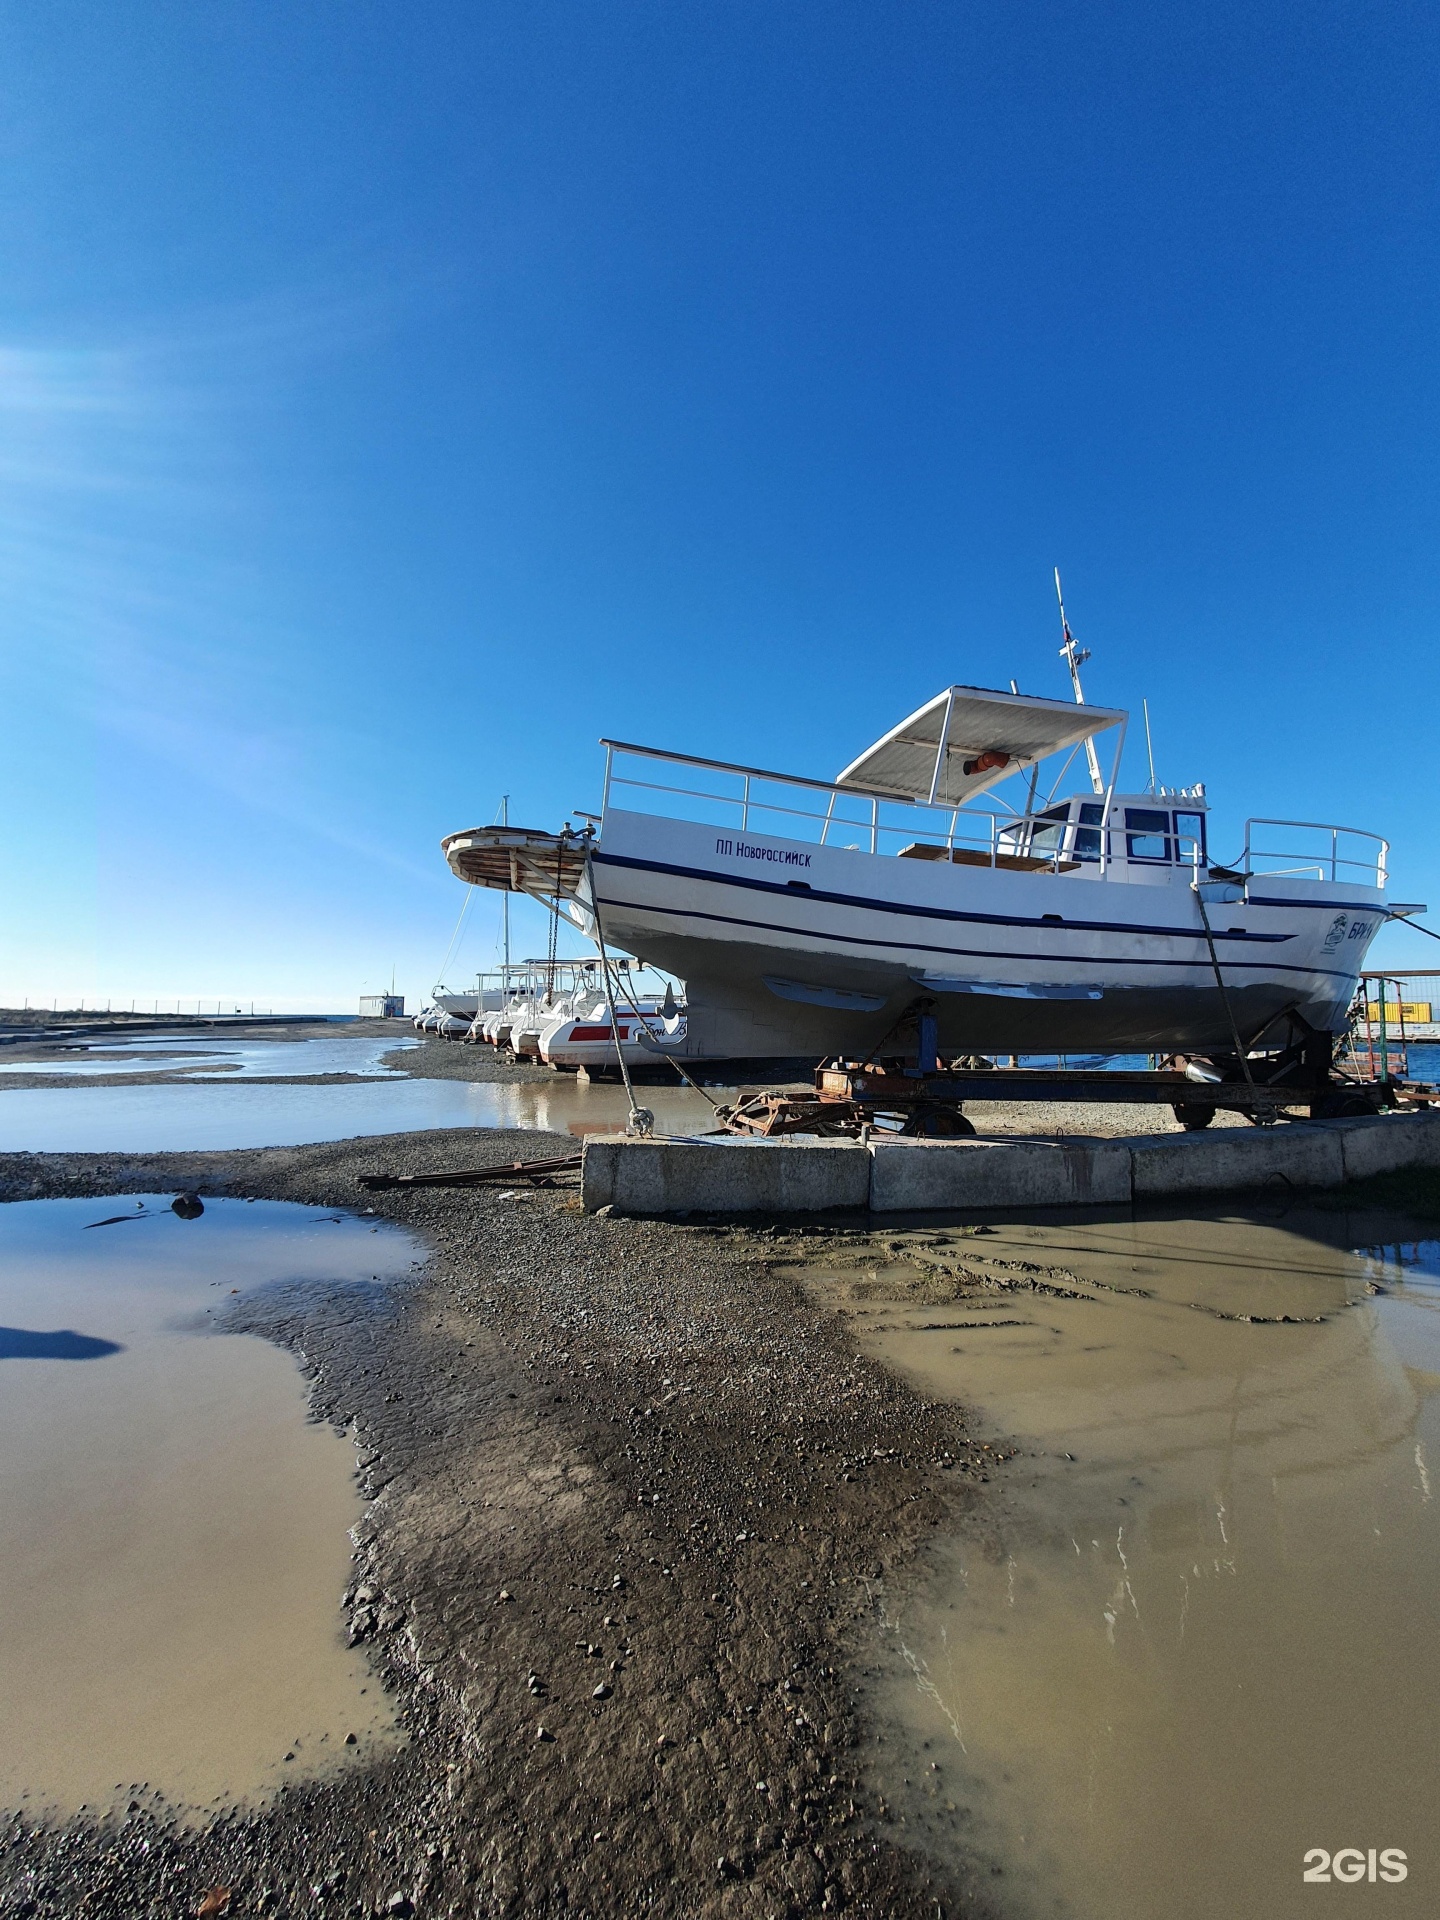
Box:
[1365,1002,1432,1023]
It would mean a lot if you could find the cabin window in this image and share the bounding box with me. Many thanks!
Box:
[1173,810,1206,865]
[1073,802,1105,862]
[1125,807,1171,862]
[1026,804,1070,858]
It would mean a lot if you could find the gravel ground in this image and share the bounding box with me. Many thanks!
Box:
[969,1098,1250,1135]
[382,1039,557,1085]
[0,1131,1006,1920]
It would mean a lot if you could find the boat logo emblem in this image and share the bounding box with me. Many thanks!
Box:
[1323,913,1349,951]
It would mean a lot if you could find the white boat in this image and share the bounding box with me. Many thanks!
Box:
[441,665,1418,1064]
[477,1003,509,1045]
[415,975,511,1036]
[539,978,686,1071]
[466,973,519,1043]
[480,1000,515,1046]
[509,985,568,1059]
[462,962,580,1046]
[480,979,539,1049]
[493,962,595,1058]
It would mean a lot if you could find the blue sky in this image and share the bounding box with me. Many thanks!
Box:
[2,2,1437,1011]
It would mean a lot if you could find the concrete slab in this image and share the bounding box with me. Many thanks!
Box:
[582,1136,871,1215]
[869,1136,1132,1212]
[1323,1110,1440,1183]
[583,1110,1440,1219]
[1129,1122,1345,1197]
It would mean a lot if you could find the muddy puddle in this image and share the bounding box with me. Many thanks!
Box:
[785,1210,1439,1917]
[0,1195,422,1818]
[0,1032,418,1078]
[0,1075,726,1151]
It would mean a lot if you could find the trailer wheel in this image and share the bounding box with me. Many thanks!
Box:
[902,1105,976,1138]
[1171,1103,1216,1131]
[1312,1090,1379,1120]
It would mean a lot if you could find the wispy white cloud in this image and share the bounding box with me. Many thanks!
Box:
[0,275,445,887]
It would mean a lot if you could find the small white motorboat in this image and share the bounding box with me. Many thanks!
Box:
[462,968,548,1043]
[415,975,511,1037]
[539,974,686,1070]
[499,963,591,1058]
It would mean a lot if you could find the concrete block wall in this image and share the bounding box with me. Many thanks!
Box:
[867,1137,1133,1211]
[581,1110,1440,1216]
[581,1135,871,1216]
[1324,1111,1440,1182]
[1128,1124,1346,1197]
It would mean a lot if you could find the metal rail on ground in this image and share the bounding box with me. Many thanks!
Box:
[358,1154,582,1190]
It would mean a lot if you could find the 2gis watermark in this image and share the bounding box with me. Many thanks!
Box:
[1303,1849,1408,1885]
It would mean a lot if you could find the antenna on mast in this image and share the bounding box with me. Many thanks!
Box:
[1054,567,1105,795]
[1142,699,1157,795]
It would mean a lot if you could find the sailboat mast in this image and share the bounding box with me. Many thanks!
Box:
[1054,568,1105,795]
[501,794,511,974]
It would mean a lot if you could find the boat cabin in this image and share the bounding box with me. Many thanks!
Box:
[1011,791,1208,877]
[894,791,1208,879]
[832,682,1211,882]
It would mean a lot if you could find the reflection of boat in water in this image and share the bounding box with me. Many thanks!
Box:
[442,628,1413,1062]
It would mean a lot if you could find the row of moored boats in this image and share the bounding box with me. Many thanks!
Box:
[411,960,686,1071]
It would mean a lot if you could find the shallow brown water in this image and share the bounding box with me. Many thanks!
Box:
[791,1210,1440,1918]
[0,1074,727,1151]
[0,1196,421,1818]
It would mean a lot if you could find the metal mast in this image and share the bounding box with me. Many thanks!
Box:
[1054,568,1105,795]
[500,794,510,973]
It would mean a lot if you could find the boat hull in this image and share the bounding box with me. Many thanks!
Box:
[540,1020,688,1071]
[583,810,1386,1059]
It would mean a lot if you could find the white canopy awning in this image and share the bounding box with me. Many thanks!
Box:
[835,684,1127,806]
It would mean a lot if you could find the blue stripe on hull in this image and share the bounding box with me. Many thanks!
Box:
[589,849,1376,951]
[595,881,1358,984]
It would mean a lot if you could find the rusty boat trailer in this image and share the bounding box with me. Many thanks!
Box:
[717,1005,1420,1138]
[721,1064,1385,1138]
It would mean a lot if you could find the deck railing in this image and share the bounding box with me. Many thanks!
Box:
[1240,819,1388,888]
[600,746,1388,887]
[600,740,1040,866]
